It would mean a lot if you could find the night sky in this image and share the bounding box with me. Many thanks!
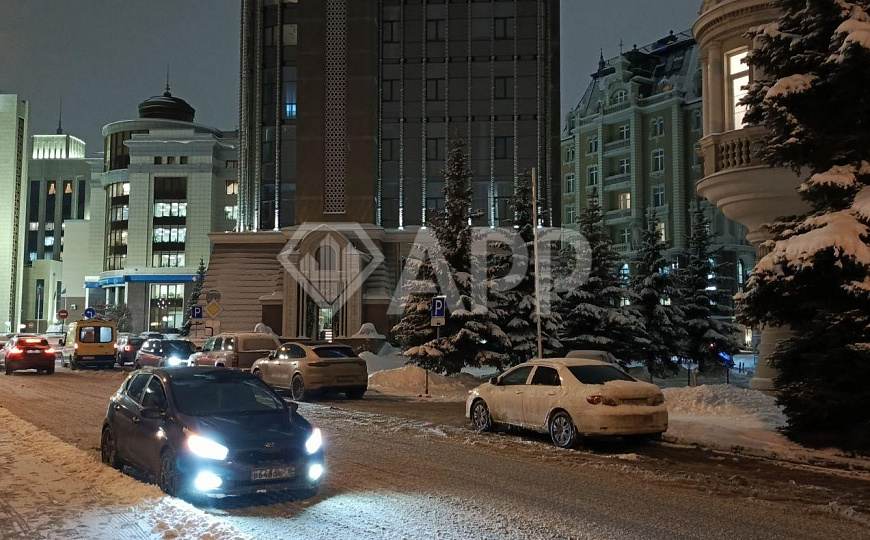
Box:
[0,0,701,154]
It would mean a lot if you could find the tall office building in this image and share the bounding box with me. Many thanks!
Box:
[0,94,30,333]
[210,0,560,339]
[560,32,754,300]
[238,0,560,230]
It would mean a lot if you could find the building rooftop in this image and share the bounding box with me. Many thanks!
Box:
[138,85,196,123]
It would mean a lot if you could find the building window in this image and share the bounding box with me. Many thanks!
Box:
[152,252,186,268]
[618,192,631,210]
[587,165,599,186]
[726,48,750,129]
[427,19,446,41]
[109,205,129,222]
[154,202,187,218]
[166,156,175,165]
[153,227,187,244]
[564,147,571,163]
[650,117,665,138]
[618,124,630,141]
[693,143,702,167]
[494,17,514,40]
[565,174,576,193]
[612,89,628,104]
[383,79,400,102]
[29,222,38,231]
[564,205,576,224]
[494,77,514,99]
[656,222,666,242]
[652,149,665,173]
[226,180,239,195]
[154,156,163,165]
[426,138,445,161]
[619,158,631,175]
[426,78,446,101]
[692,109,702,131]
[737,259,747,290]
[383,138,398,161]
[149,283,185,330]
[620,228,631,245]
[619,263,631,286]
[652,184,666,207]
[283,66,298,120]
[384,20,401,43]
[224,205,239,221]
[179,156,188,165]
[44,236,55,247]
[587,135,599,154]
[494,137,513,160]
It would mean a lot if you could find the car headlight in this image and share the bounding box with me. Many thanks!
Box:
[305,427,322,454]
[187,434,229,460]
[652,393,665,406]
[165,356,186,366]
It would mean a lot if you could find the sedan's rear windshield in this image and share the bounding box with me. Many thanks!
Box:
[170,377,285,416]
[240,337,279,351]
[568,365,635,385]
[313,346,356,358]
[165,340,196,356]
[129,338,145,346]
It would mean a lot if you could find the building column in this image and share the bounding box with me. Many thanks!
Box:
[708,41,724,134]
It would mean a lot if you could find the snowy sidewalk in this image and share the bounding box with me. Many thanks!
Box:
[0,406,247,539]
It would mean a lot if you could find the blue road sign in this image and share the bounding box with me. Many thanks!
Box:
[84,307,96,319]
[431,296,447,318]
[190,305,203,320]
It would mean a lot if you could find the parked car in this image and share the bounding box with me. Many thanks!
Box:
[0,333,16,350]
[1,336,56,375]
[61,320,117,370]
[191,332,281,370]
[139,332,165,340]
[251,342,367,401]
[41,333,65,359]
[466,357,667,448]
[115,335,145,366]
[134,339,198,368]
[100,367,325,498]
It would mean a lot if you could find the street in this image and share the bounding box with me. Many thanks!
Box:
[0,367,868,539]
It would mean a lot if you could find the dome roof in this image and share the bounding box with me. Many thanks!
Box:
[700,0,734,15]
[138,86,196,122]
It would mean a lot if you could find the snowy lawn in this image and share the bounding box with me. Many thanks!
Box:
[0,406,248,539]
[661,385,870,470]
[367,365,480,400]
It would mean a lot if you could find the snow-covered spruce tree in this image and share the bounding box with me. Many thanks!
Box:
[558,188,646,365]
[631,210,685,379]
[180,258,206,336]
[491,171,561,367]
[393,140,509,374]
[738,0,870,448]
[677,203,742,374]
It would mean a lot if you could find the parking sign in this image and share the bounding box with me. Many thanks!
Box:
[190,305,203,320]
[430,296,447,327]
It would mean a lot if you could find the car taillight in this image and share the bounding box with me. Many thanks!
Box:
[651,394,665,406]
[45,347,55,355]
[587,394,617,406]
[9,346,23,355]
[74,343,79,350]
[125,345,132,352]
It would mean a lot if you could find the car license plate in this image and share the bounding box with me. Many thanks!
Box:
[82,356,94,360]
[251,466,295,481]
[26,350,41,354]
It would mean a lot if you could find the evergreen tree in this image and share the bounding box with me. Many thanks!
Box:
[558,189,646,364]
[738,0,870,448]
[181,259,207,336]
[677,203,742,375]
[392,141,509,374]
[631,210,685,379]
[494,172,561,367]
[99,303,132,333]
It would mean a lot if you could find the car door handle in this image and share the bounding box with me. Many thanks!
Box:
[131,416,140,424]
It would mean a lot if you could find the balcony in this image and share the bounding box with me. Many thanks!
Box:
[604,208,632,225]
[603,138,631,154]
[613,242,632,253]
[702,126,764,175]
[603,101,631,115]
[604,172,631,192]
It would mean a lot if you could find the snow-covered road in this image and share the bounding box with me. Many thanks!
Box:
[0,369,868,539]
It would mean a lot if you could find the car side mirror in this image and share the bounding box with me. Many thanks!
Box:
[489,377,499,386]
[140,408,165,420]
[195,346,202,352]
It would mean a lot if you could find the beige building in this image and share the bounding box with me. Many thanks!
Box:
[0,94,30,333]
[694,0,808,390]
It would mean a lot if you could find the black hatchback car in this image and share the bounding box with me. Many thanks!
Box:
[100,367,325,498]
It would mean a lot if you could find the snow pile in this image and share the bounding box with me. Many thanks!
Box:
[0,406,248,539]
[359,343,407,374]
[368,365,478,398]
[835,6,870,54]
[663,384,785,427]
[765,74,817,99]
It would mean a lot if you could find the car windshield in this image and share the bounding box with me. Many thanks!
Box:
[169,377,286,416]
[130,338,145,347]
[313,346,356,358]
[568,365,635,385]
[165,340,195,356]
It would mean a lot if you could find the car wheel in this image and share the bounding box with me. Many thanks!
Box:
[133,361,141,370]
[158,448,182,497]
[345,387,365,400]
[70,357,79,370]
[470,399,493,432]
[252,369,262,379]
[4,364,12,375]
[291,375,308,401]
[101,427,125,471]
[45,365,55,375]
[549,411,578,449]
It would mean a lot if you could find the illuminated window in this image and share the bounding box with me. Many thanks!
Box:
[225,181,239,195]
[656,222,666,242]
[726,48,750,129]
[618,192,631,210]
[224,205,239,221]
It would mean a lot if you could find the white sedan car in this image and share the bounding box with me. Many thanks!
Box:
[466,357,667,448]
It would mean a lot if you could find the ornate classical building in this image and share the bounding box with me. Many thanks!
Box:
[693,0,807,390]
[560,31,754,301]
[204,0,561,340]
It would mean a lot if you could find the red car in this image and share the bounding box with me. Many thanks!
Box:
[1,336,56,375]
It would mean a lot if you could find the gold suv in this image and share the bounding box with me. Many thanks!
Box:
[251,342,368,401]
